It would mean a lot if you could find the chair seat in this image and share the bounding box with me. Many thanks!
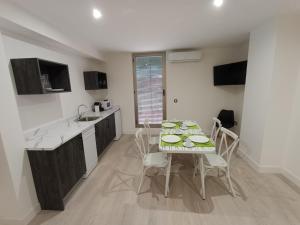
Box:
[149,136,159,145]
[143,152,168,168]
[204,153,227,167]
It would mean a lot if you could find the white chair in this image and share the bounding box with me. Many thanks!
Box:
[143,118,159,151]
[210,117,222,144]
[193,117,222,177]
[195,127,239,198]
[135,128,169,194]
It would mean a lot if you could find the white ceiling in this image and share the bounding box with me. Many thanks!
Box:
[10,0,300,52]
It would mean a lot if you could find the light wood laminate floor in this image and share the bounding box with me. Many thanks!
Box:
[29,135,300,225]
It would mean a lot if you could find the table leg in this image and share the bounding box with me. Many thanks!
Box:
[165,154,172,197]
[200,155,206,200]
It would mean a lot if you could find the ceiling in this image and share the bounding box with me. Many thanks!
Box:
[10,0,300,52]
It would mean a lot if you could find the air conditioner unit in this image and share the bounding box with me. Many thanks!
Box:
[167,50,203,63]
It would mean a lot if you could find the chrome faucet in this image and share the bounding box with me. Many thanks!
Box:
[77,104,88,120]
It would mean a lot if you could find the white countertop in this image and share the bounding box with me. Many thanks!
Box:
[24,106,120,151]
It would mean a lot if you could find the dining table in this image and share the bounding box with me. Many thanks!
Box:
[158,120,216,199]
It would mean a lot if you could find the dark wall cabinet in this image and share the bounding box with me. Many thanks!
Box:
[84,71,107,90]
[95,114,116,156]
[27,134,86,210]
[11,58,71,95]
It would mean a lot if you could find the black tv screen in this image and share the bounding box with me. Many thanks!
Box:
[213,61,247,86]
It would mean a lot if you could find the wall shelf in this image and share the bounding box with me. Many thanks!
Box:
[11,58,72,95]
[83,71,107,90]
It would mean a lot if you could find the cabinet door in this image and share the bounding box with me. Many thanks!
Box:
[56,135,86,196]
[27,150,65,210]
[100,118,109,150]
[95,120,105,156]
[108,114,116,142]
[72,135,86,180]
[27,134,86,210]
[95,115,116,157]
[56,140,76,197]
[11,58,44,94]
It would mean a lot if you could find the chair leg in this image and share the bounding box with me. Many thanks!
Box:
[137,167,146,194]
[165,154,172,197]
[193,156,198,178]
[226,169,236,197]
[217,168,221,177]
[193,165,197,178]
[200,156,206,200]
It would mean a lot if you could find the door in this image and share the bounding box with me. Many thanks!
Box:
[133,52,166,127]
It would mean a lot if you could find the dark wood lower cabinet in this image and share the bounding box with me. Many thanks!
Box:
[27,113,117,210]
[27,134,86,210]
[95,113,116,156]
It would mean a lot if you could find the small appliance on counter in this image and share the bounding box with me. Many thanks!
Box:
[93,102,102,112]
[100,100,112,111]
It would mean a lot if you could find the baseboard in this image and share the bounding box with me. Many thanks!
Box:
[23,203,40,225]
[237,149,260,171]
[0,203,40,225]
[237,150,300,188]
[281,168,300,188]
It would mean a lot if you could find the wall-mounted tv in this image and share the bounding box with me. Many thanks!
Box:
[213,61,247,86]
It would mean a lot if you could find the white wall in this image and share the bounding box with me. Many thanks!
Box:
[2,35,106,130]
[239,14,300,185]
[0,33,106,224]
[284,69,300,186]
[167,45,248,134]
[260,16,300,167]
[239,21,277,163]
[0,32,39,225]
[105,53,136,134]
[106,44,248,134]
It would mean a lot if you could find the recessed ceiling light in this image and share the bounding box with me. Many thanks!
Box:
[93,8,102,19]
[213,0,223,7]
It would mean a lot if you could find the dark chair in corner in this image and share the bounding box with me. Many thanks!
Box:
[218,110,235,129]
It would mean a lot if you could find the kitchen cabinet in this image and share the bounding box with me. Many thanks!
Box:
[10,58,71,95]
[95,113,116,156]
[83,71,108,90]
[27,134,86,210]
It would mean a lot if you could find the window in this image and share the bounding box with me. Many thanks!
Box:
[133,52,166,127]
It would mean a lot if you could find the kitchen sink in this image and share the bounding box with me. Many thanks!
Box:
[76,116,100,122]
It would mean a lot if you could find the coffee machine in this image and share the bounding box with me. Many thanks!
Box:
[93,102,102,112]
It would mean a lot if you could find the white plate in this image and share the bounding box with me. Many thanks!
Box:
[183,121,197,127]
[183,142,195,148]
[161,135,181,143]
[162,122,176,128]
[189,135,209,143]
[180,126,188,130]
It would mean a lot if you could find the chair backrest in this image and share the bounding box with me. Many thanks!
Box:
[211,117,222,143]
[135,128,149,159]
[218,127,239,165]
